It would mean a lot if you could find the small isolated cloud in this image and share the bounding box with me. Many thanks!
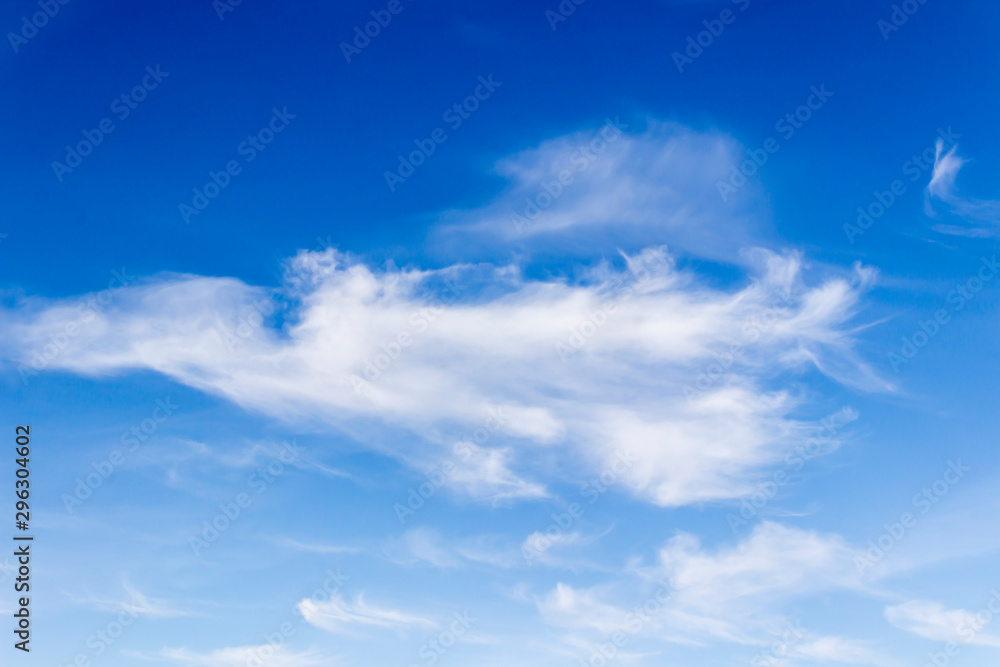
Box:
[927,140,966,201]
[297,592,435,635]
[925,140,1000,236]
[884,599,1000,647]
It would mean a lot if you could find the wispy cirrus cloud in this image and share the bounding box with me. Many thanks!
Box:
[884,599,1000,647]
[381,527,463,568]
[433,121,774,264]
[925,140,1000,237]
[297,592,436,635]
[66,579,193,619]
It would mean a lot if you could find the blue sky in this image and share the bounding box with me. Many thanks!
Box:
[2,0,1000,665]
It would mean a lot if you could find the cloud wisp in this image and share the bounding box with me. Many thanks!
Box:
[925,140,1000,237]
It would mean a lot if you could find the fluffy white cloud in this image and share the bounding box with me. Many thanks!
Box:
[1,241,879,509]
[658,521,861,609]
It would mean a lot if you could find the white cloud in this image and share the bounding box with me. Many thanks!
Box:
[537,583,638,636]
[927,140,966,201]
[272,537,360,555]
[297,592,435,634]
[658,521,861,609]
[446,441,548,501]
[651,521,862,643]
[884,599,1000,647]
[925,140,1000,236]
[120,583,193,619]
[433,120,774,263]
[0,243,881,510]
